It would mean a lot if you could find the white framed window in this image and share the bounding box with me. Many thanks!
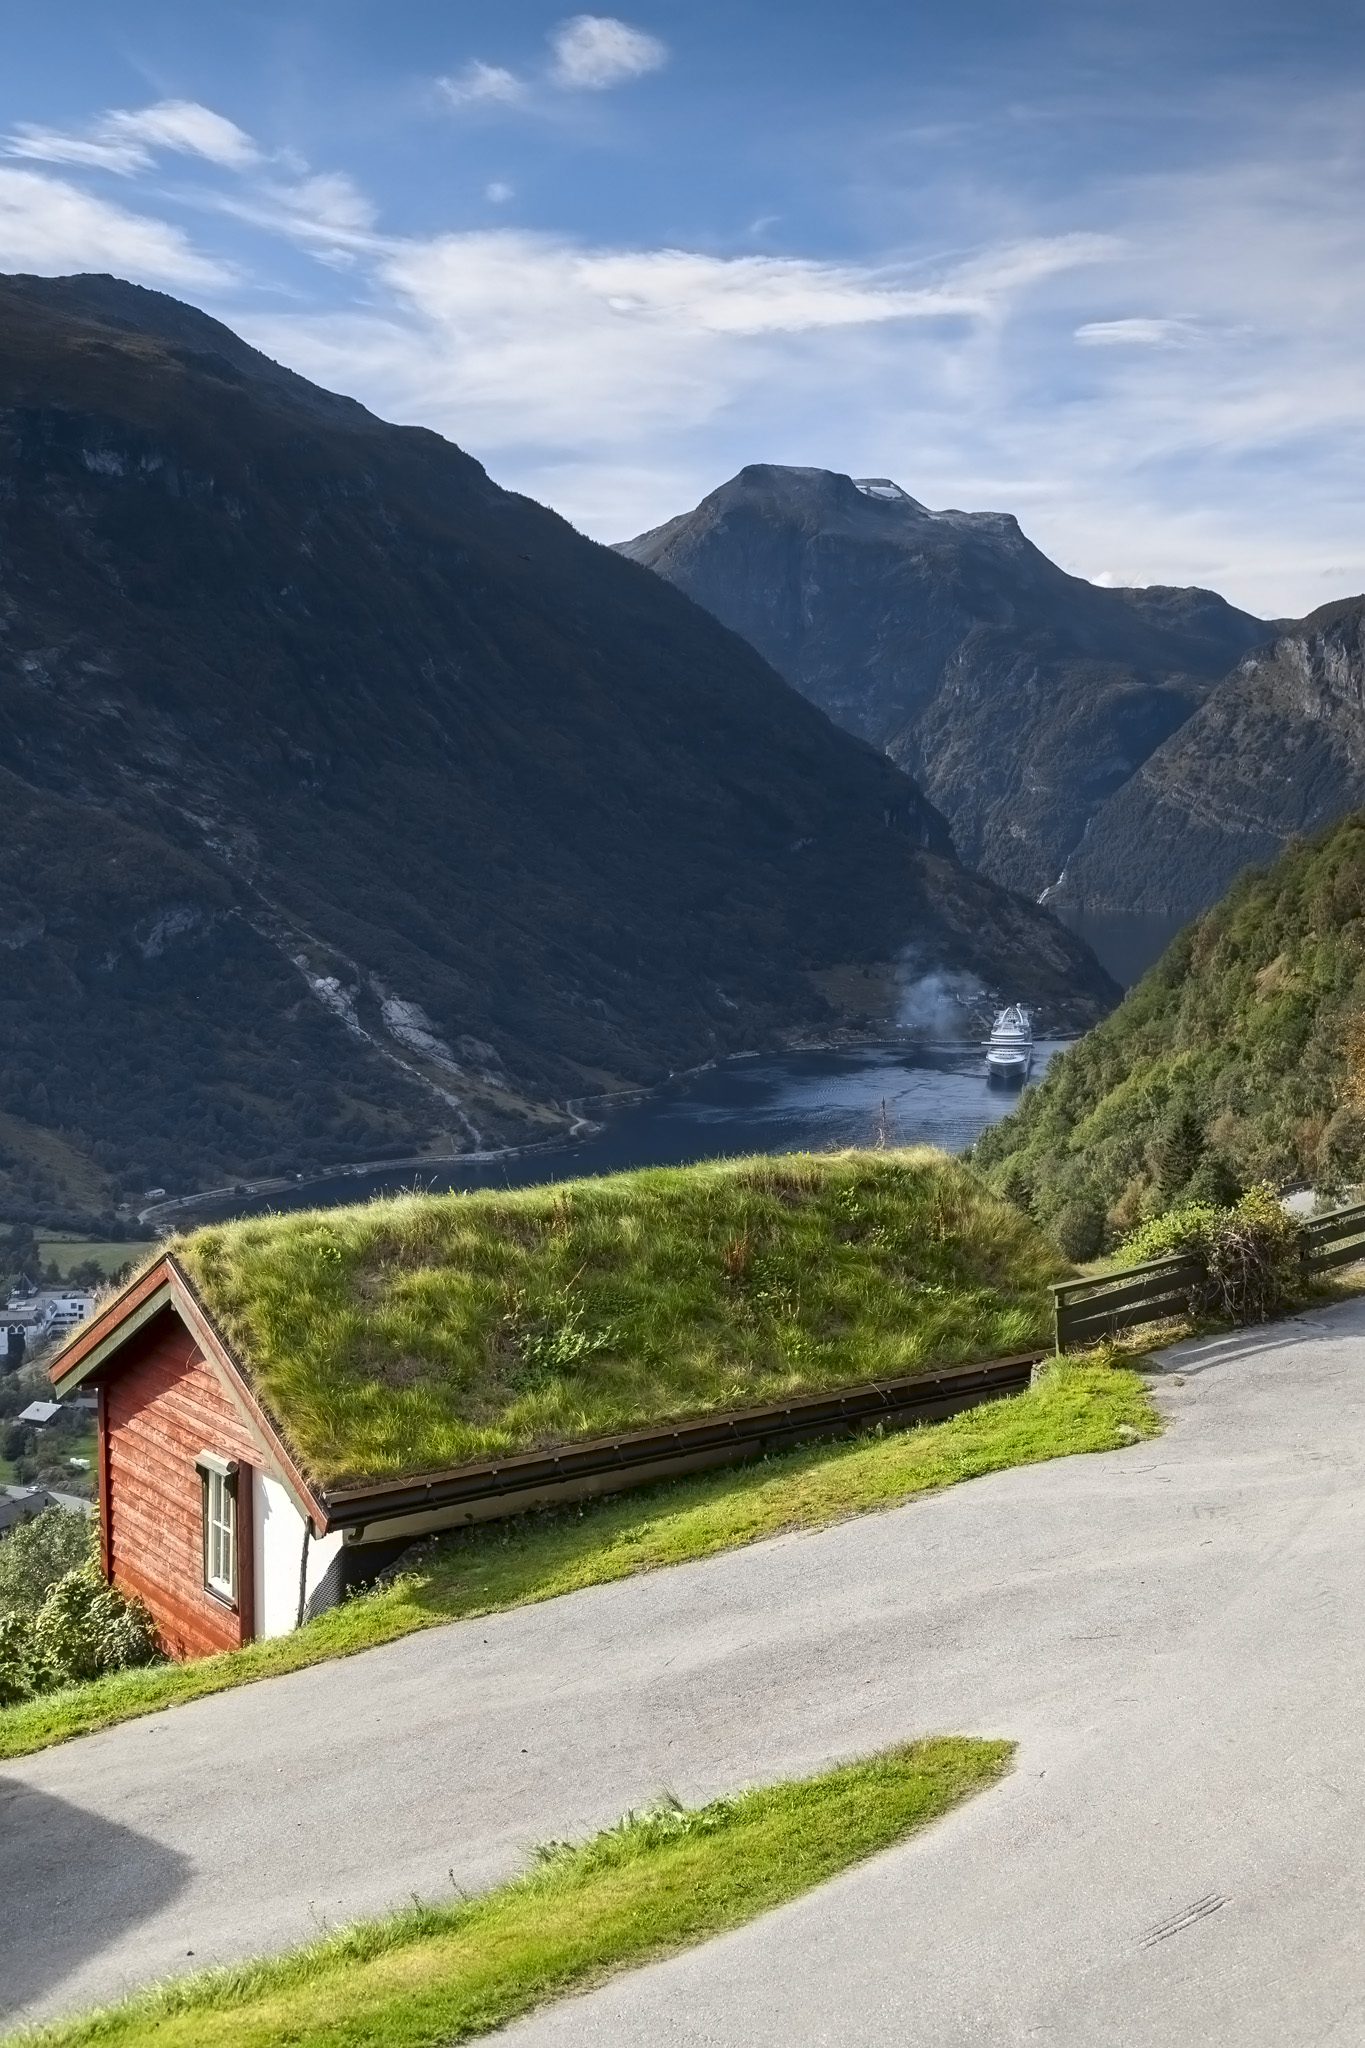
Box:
[196,1452,238,1604]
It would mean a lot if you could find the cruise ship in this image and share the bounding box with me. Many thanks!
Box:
[985,1004,1033,1084]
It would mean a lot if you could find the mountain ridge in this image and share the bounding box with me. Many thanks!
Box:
[1048,596,1365,919]
[0,274,1115,1223]
[618,463,1269,898]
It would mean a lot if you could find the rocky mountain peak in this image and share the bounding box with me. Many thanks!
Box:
[1050,594,1365,919]
[619,465,1268,897]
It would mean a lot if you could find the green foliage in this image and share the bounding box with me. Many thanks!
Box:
[1049,1200,1105,1262]
[15,1741,1014,2048]
[1117,1184,1302,1325]
[1150,1103,1205,1199]
[0,1356,1155,1759]
[976,812,1365,1227]
[0,1609,38,1706]
[1317,1105,1365,1186]
[31,1559,162,1686]
[0,1505,94,1617]
[1115,1200,1227,1265]
[171,1148,1072,1486]
[1183,1150,1243,1208]
[0,1557,161,1704]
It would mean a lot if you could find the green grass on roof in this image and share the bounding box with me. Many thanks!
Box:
[172,1148,1071,1488]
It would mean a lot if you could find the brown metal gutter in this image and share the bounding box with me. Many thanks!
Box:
[320,1351,1045,1534]
[48,1255,1046,1541]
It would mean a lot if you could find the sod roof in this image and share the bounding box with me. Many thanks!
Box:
[169,1149,1071,1489]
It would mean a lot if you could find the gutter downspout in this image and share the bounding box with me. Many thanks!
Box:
[295,1520,312,1630]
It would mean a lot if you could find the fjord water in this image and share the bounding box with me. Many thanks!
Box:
[192,1041,1068,1223]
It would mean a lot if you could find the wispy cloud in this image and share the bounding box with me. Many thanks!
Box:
[440,14,668,118]
[214,170,380,255]
[235,226,1108,469]
[1075,317,1198,346]
[4,96,377,270]
[4,127,147,175]
[549,16,668,91]
[0,166,232,284]
[104,100,260,169]
[6,99,259,176]
[439,62,527,110]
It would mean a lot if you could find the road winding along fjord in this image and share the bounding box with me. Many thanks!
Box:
[6,1302,1365,2042]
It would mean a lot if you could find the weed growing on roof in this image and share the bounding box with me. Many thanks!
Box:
[171,1148,1071,1486]
[13,1739,1013,2048]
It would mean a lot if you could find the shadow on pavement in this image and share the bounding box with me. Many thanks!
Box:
[1156,1308,1364,1376]
[0,1777,191,2021]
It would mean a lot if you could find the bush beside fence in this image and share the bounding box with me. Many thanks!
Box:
[1051,1199,1365,1350]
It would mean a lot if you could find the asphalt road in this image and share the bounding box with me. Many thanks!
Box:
[6,1301,1365,2041]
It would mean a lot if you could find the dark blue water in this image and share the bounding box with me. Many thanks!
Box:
[171,1040,1067,1226]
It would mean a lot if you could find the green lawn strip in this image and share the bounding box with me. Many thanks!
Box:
[0,1356,1158,1760]
[7,1739,1013,2048]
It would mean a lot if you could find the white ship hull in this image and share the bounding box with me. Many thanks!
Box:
[985,1004,1034,1085]
[986,1045,1032,1083]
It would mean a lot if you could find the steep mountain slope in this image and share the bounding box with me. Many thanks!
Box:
[619,466,1267,898]
[0,274,1115,1222]
[1048,598,1365,920]
[974,812,1365,1238]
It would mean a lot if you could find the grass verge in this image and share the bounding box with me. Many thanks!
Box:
[0,1354,1158,1762]
[6,1738,1012,2048]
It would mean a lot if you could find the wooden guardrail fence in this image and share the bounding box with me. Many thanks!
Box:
[1300,1201,1365,1272]
[1050,1199,1365,1350]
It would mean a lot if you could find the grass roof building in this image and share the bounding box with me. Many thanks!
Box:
[49,1151,1067,1658]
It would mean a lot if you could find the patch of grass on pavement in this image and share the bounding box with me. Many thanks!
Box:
[0,1354,1157,1761]
[6,1739,1013,2048]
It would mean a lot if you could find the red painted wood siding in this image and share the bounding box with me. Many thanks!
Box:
[104,1310,258,1659]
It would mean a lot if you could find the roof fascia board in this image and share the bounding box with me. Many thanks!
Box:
[49,1284,174,1395]
[163,1256,328,1533]
[50,1251,327,1535]
[49,1259,175,1395]
[319,1350,1045,1527]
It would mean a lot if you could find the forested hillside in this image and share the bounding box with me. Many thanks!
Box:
[974,813,1365,1248]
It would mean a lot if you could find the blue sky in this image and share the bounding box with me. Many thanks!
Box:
[2,1,1364,613]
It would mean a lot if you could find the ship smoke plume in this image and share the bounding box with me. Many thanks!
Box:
[895,958,987,1038]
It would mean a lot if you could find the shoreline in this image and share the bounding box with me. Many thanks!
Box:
[135,1030,1074,1232]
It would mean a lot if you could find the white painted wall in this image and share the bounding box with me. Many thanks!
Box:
[253,1470,344,1639]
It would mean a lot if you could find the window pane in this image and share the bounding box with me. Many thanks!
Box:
[205,1469,236,1598]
